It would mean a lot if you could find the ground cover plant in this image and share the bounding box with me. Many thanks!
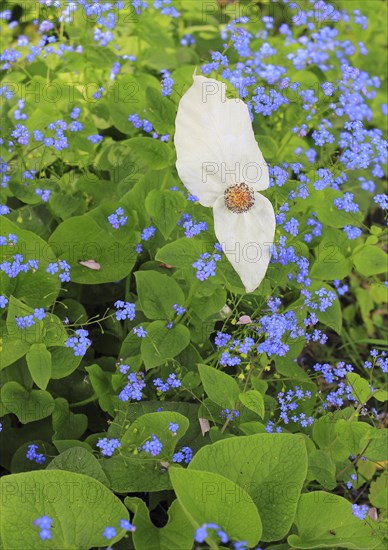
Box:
[0,0,387,548]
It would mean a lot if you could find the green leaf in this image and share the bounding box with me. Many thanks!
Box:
[155,238,204,269]
[121,411,189,456]
[288,491,381,549]
[110,401,202,452]
[191,287,227,319]
[311,239,353,280]
[170,468,262,547]
[346,373,373,404]
[26,344,52,390]
[125,497,194,550]
[101,455,173,493]
[369,472,388,509]
[189,433,308,541]
[145,87,176,134]
[255,134,277,159]
[49,346,82,379]
[1,381,55,424]
[239,390,265,418]
[48,202,140,284]
[364,430,388,462]
[141,321,190,369]
[1,470,129,549]
[125,137,173,169]
[312,189,363,229]
[309,282,342,335]
[47,447,109,487]
[353,246,387,276]
[307,450,337,490]
[334,420,372,456]
[85,364,115,415]
[135,271,185,320]
[0,217,60,308]
[145,189,186,239]
[52,398,88,440]
[312,413,350,462]
[198,364,240,410]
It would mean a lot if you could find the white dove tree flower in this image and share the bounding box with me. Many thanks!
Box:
[174,75,276,293]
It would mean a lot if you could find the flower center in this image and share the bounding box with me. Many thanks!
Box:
[224,183,255,213]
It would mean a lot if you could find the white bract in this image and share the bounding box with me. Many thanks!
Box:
[174,75,276,293]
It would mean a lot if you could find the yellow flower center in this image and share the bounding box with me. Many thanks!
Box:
[224,183,255,213]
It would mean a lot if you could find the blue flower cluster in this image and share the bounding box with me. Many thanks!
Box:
[352,504,369,520]
[108,207,127,229]
[15,308,46,329]
[220,409,240,421]
[172,446,193,464]
[364,350,387,373]
[133,325,147,337]
[103,519,136,541]
[173,304,186,316]
[313,362,357,408]
[178,213,208,238]
[96,437,121,457]
[277,387,314,428]
[47,260,71,283]
[33,516,53,541]
[26,444,46,464]
[192,244,222,281]
[168,422,179,434]
[153,373,181,392]
[114,300,136,321]
[194,523,229,545]
[141,434,163,456]
[65,329,91,357]
[119,370,146,402]
[136,225,157,253]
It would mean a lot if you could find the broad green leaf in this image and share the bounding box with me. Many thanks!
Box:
[49,346,82,379]
[145,189,186,239]
[125,497,194,550]
[101,456,173,493]
[369,472,388,509]
[364,430,388,462]
[141,321,190,369]
[239,390,265,418]
[48,202,139,284]
[109,401,203,452]
[121,411,189,456]
[198,364,240,409]
[307,450,337,490]
[312,189,363,229]
[47,447,109,487]
[26,344,52,390]
[170,468,262,547]
[191,287,227,319]
[145,87,176,134]
[346,373,373,404]
[84,364,116,416]
[1,381,55,423]
[125,137,173,169]
[52,398,88,440]
[1,470,129,549]
[189,433,308,541]
[334,420,372,456]
[155,238,205,269]
[288,491,381,549]
[353,246,387,276]
[0,217,60,308]
[310,282,342,335]
[135,270,185,320]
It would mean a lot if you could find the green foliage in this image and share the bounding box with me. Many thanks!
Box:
[0,0,387,548]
